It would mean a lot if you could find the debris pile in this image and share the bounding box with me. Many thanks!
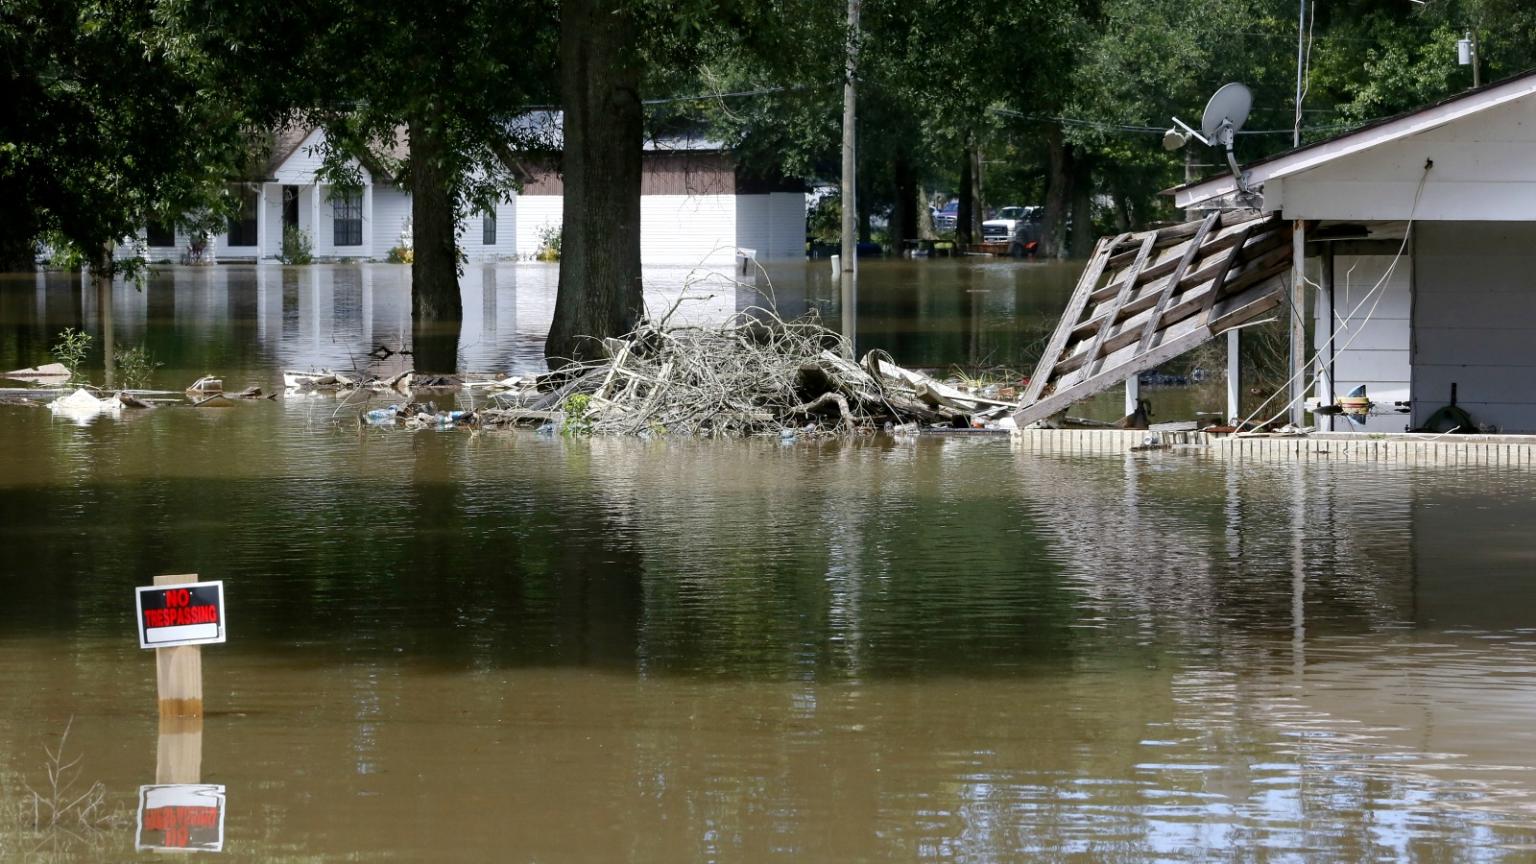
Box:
[480,308,1018,437]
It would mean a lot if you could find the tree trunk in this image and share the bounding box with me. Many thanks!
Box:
[968,144,983,237]
[1040,125,1072,259]
[545,0,643,370]
[1113,188,1132,232]
[407,116,463,373]
[1069,154,1095,259]
[956,145,974,247]
[890,153,917,253]
[90,244,115,388]
[917,186,935,240]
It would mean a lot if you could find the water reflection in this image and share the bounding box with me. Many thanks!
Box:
[1,260,1081,384]
[4,264,1536,859]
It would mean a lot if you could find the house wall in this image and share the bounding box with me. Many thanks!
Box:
[1413,221,1536,433]
[372,185,412,258]
[640,195,737,267]
[1319,252,1413,433]
[514,196,563,260]
[460,199,517,263]
[734,192,807,262]
[1272,94,1536,221]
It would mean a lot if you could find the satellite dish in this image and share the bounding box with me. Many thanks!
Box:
[1201,83,1253,146]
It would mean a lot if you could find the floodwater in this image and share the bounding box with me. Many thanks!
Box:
[2,263,1536,861]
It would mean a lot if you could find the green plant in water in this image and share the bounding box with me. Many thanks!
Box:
[386,245,414,264]
[114,345,161,390]
[50,328,92,383]
[280,224,313,265]
[562,393,591,435]
[536,223,561,261]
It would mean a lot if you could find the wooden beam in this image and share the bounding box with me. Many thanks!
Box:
[1079,232,1156,378]
[154,573,203,719]
[1136,211,1220,353]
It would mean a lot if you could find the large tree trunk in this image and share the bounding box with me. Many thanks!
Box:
[1040,125,1072,259]
[1069,154,1095,259]
[545,0,643,370]
[956,145,974,247]
[407,116,463,373]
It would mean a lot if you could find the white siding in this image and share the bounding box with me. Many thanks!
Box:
[514,196,563,260]
[1320,253,1413,432]
[734,192,806,261]
[1414,222,1536,432]
[641,194,737,266]
[460,199,517,263]
[372,184,412,259]
[1276,95,1536,221]
[272,129,328,185]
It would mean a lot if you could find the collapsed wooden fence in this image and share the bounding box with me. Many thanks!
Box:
[1013,210,1295,427]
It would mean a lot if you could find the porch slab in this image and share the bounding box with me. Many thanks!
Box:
[1010,428,1536,466]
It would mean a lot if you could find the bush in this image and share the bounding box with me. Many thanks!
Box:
[114,345,161,389]
[386,245,414,264]
[50,328,92,383]
[280,225,313,265]
[537,224,561,261]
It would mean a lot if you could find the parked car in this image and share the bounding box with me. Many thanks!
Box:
[982,205,1038,244]
[934,201,959,231]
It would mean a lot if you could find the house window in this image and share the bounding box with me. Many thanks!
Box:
[333,191,363,247]
[482,212,497,246]
[146,219,176,248]
[226,186,259,247]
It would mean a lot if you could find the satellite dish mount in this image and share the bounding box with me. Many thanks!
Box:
[1169,82,1255,197]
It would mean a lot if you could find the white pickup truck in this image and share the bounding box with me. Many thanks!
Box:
[981,206,1039,244]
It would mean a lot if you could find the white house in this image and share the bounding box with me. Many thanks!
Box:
[1172,70,1536,434]
[128,122,806,269]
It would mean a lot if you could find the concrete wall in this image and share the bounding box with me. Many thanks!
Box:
[1414,222,1536,433]
[1320,253,1413,433]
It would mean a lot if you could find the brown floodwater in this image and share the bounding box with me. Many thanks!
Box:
[3,263,1536,861]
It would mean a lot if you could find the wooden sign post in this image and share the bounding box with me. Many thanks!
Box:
[136,574,226,718]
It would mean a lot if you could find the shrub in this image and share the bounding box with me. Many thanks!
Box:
[50,328,92,383]
[280,225,313,265]
[114,345,161,389]
[537,224,561,261]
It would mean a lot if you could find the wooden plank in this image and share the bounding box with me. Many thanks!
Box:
[1076,224,1289,334]
[154,573,204,719]
[1199,223,1257,321]
[1136,211,1220,353]
[1018,273,1289,425]
[1093,216,1265,301]
[1021,233,1128,404]
[1102,208,1267,269]
[1079,232,1157,379]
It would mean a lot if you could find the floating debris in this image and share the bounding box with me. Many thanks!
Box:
[478,308,1015,437]
[4,362,71,383]
[48,389,122,425]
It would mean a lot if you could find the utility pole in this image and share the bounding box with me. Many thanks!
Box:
[839,0,860,352]
[1289,0,1307,427]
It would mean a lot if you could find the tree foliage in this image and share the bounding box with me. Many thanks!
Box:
[0,0,251,273]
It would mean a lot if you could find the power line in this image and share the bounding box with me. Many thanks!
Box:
[988,107,1353,137]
